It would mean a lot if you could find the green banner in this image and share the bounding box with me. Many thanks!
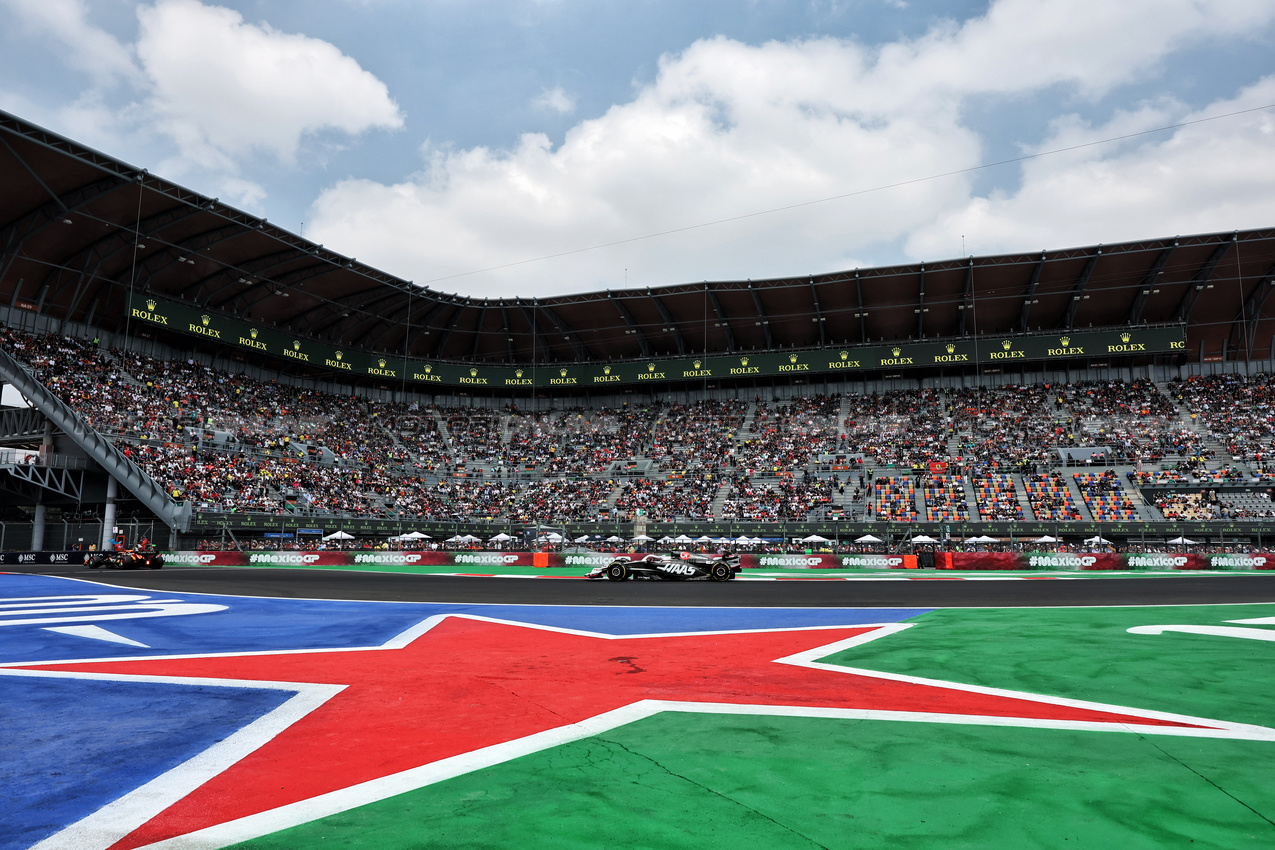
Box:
[129,294,1186,388]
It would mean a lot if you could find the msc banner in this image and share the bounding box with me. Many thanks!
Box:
[128,294,1186,388]
[159,550,1275,570]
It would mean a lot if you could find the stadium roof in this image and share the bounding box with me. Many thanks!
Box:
[3,108,1274,373]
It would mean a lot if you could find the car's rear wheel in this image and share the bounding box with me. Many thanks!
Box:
[606,562,629,581]
[709,562,732,582]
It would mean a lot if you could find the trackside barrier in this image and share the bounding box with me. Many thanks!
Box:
[149,551,1275,570]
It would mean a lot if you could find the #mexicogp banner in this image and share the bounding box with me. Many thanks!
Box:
[128,294,1186,389]
[158,551,1275,570]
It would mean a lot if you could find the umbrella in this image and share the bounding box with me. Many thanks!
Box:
[910,534,939,543]
[632,534,654,542]
[1166,536,1198,545]
[323,530,353,541]
[1083,535,1112,545]
[488,532,513,542]
[801,534,830,543]
[1032,535,1059,543]
[854,534,883,544]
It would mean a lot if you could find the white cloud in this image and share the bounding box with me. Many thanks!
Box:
[134,0,403,168]
[906,79,1275,259]
[307,0,1275,298]
[1,0,140,84]
[533,86,576,115]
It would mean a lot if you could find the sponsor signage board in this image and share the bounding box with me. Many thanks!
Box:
[129,294,1186,388]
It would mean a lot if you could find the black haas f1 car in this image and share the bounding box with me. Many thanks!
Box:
[87,549,164,570]
[585,552,741,581]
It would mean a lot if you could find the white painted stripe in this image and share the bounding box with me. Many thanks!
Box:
[1128,624,1275,642]
[43,625,150,647]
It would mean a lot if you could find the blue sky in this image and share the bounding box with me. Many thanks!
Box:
[2,0,1273,299]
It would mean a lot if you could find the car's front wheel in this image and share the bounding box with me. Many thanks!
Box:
[606,562,629,581]
[709,562,732,582]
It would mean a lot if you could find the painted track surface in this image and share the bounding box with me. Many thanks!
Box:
[10,563,1275,606]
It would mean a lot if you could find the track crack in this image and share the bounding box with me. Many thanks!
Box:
[1140,734,1275,830]
[603,738,833,849]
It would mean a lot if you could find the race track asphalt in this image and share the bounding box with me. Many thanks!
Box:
[11,564,1275,607]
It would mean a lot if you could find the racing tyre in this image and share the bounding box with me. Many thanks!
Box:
[605,562,629,582]
[709,562,732,582]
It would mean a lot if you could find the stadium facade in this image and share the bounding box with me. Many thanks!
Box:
[1,108,1274,551]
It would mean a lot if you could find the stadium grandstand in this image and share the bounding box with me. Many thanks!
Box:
[2,107,1275,554]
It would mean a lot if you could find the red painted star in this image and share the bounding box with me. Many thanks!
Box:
[19,615,1274,850]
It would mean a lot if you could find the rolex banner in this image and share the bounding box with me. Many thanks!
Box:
[129,294,1186,388]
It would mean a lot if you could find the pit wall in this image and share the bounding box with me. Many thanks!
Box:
[151,551,1275,571]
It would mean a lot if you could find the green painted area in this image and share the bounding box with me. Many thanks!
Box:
[228,604,1275,849]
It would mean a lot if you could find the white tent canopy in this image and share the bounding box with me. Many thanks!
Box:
[1032,535,1060,543]
[801,534,830,543]
[734,535,753,544]
[323,530,353,541]
[854,534,883,544]
[657,536,675,544]
[574,534,592,544]
[964,535,999,543]
[694,535,713,543]
[910,534,939,544]
[1166,536,1198,545]
[632,534,654,542]
[1084,536,1112,545]
[605,535,624,543]
[673,534,695,543]
[487,533,513,542]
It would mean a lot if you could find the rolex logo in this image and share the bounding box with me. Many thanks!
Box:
[146,299,157,311]
[293,341,302,351]
[945,343,955,354]
[647,363,655,371]
[891,347,901,357]
[740,357,749,366]
[200,314,210,326]
[378,359,387,368]
[469,367,478,377]
[789,354,798,363]
[514,368,523,378]
[1060,336,1071,346]
[1001,340,1012,350]
[559,368,568,377]
[603,365,611,375]
[249,328,258,339]
[840,350,849,360]
[335,351,343,360]
[1120,332,1131,343]
[424,364,432,373]
[693,360,702,369]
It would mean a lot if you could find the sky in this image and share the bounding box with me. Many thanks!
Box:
[1,0,1273,300]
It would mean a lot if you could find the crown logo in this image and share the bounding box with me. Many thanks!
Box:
[789,354,798,363]
[293,340,302,351]
[945,343,955,354]
[335,351,342,360]
[603,365,611,375]
[740,356,749,366]
[647,363,656,371]
[1060,336,1070,346]
[891,347,901,357]
[514,368,523,378]
[1120,332,1131,343]
[559,368,568,377]
[146,299,157,311]
[249,328,258,339]
[693,360,702,369]
[200,314,210,326]
[469,367,478,377]
[840,350,849,360]
[1001,340,1012,350]
[424,364,432,373]
[378,358,387,368]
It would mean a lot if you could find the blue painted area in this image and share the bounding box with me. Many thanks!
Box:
[1,673,292,850]
[1,575,930,663]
